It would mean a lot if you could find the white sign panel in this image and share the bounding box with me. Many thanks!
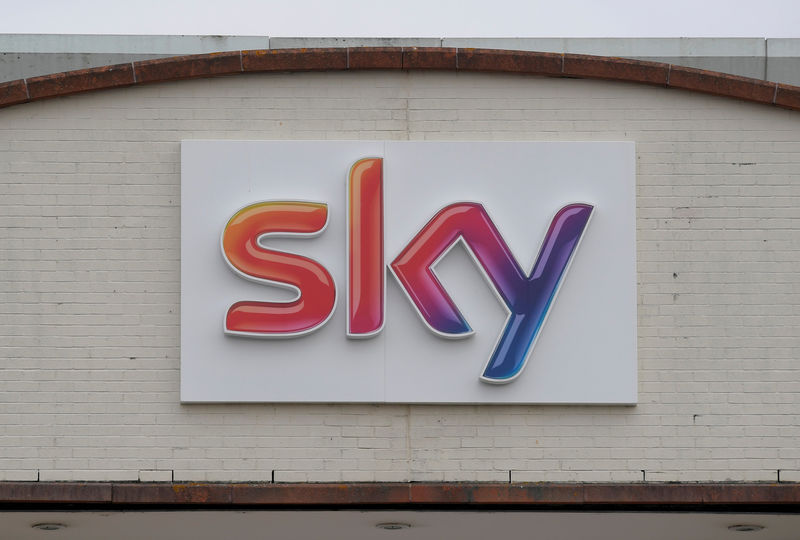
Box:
[181,141,637,403]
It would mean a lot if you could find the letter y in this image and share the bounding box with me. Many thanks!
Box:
[390,203,593,383]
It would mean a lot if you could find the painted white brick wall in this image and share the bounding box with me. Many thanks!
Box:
[0,71,799,483]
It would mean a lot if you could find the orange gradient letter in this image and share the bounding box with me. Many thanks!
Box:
[221,201,336,337]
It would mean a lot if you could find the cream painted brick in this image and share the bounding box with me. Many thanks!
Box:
[442,470,510,482]
[39,470,140,482]
[513,470,643,483]
[779,470,800,482]
[272,471,310,483]
[409,471,447,482]
[172,470,213,482]
[138,469,173,482]
[276,471,350,483]
[200,470,274,482]
[646,470,779,482]
[0,470,39,481]
[0,71,799,483]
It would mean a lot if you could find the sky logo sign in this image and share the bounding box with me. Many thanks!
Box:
[221,157,593,384]
[181,141,636,404]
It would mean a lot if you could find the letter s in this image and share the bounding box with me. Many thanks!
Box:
[221,201,336,337]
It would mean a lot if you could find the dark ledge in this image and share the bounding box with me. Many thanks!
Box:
[1,482,799,511]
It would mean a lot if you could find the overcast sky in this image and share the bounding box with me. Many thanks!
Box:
[1,0,798,38]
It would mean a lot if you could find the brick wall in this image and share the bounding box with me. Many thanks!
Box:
[0,71,798,482]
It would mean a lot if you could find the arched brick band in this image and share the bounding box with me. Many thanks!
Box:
[0,47,799,111]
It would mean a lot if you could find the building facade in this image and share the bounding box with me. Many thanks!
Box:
[1,36,799,538]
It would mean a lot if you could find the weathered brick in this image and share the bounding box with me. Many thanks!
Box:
[0,69,799,485]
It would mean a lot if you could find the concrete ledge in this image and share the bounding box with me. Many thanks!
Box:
[270,37,441,49]
[1,482,800,509]
[5,36,800,84]
[443,37,768,58]
[0,34,270,54]
[1,48,800,112]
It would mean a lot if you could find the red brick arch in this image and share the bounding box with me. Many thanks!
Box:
[0,47,799,111]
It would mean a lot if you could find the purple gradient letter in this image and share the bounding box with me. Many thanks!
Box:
[391,203,593,383]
